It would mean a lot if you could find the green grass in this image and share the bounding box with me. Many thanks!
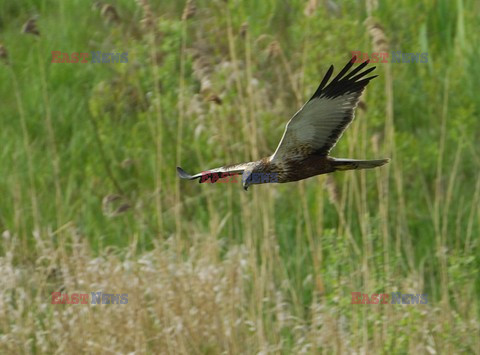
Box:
[0,0,479,353]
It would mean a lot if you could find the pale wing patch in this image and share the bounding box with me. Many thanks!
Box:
[271,92,359,161]
[177,162,254,182]
[269,58,377,163]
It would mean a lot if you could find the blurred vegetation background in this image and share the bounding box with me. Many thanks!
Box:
[0,0,479,353]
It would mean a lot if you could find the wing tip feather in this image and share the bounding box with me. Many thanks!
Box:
[177,166,194,180]
[310,57,377,101]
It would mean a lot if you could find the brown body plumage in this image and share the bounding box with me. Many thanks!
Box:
[244,155,333,183]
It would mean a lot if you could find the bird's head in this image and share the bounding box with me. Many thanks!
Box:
[241,161,274,191]
[241,166,256,191]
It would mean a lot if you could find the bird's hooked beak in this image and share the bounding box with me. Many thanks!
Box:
[242,172,251,191]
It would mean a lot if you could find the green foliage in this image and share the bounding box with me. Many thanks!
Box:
[0,0,479,353]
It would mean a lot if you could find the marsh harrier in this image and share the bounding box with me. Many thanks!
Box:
[177,57,389,190]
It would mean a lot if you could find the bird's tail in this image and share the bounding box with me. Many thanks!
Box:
[332,158,390,171]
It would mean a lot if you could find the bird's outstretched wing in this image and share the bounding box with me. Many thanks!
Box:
[270,57,377,162]
[177,163,252,184]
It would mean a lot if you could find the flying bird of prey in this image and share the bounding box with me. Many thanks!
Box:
[177,57,389,190]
